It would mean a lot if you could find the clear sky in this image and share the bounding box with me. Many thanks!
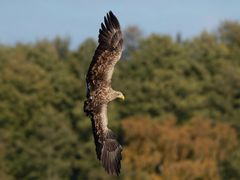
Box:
[0,0,240,49]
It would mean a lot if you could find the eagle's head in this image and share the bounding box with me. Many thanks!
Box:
[116,91,125,100]
[111,90,125,101]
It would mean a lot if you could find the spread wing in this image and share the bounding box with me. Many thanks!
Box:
[86,11,123,97]
[90,104,122,175]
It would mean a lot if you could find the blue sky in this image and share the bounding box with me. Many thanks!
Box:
[0,0,240,48]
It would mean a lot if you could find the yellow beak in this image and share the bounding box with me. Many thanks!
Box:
[120,94,125,101]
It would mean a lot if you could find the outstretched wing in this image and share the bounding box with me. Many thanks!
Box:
[86,11,123,97]
[90,104,122,175]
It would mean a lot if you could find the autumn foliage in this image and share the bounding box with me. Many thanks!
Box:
[122,117,238,180]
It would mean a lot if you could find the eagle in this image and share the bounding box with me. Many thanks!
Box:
[83,11,124,175]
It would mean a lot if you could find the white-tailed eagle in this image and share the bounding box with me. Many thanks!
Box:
[83,11,124,175]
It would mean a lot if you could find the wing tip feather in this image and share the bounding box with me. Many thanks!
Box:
[97,10,123,51]
[101,11,121,36]
[100,129,122,175]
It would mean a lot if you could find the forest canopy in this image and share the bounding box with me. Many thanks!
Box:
[0,21,240,180]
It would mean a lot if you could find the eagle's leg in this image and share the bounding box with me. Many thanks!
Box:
[83,100,93,116]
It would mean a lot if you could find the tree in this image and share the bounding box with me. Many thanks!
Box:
[122,116,238,180]
[123,26,143,59]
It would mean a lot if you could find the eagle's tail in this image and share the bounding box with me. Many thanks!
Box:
[101,129,122,176]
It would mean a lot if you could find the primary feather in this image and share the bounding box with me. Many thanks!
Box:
[83,11,123,175]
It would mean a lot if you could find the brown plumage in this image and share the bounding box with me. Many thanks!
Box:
[83,11,124,175]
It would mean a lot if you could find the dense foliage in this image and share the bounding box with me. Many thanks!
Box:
[0,21,240,179]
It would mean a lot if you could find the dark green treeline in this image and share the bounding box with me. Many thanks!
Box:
[0,21,240,180]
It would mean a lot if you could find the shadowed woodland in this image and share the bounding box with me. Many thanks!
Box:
[0,21,240,180]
